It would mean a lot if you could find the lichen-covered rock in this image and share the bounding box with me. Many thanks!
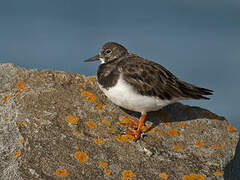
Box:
[0,63,239,180]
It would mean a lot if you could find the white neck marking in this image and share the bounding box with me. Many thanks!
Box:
[100,58,105,64]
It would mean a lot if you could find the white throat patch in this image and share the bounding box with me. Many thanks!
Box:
[100,58,105,64]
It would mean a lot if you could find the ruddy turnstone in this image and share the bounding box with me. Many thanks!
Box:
[84,42,213,140]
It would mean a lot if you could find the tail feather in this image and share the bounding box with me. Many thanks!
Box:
[178,81,213,100]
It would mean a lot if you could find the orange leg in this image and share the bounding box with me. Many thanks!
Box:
[126,113,147,140]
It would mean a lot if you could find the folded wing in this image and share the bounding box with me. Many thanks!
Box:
[120,55,213,100]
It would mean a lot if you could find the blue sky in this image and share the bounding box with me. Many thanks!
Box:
[0,0,239,129]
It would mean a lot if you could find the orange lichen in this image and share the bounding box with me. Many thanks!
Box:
[167,129,180,136]
[56,168,69,177]
[122,116,133,122]
[116,122,122,126]
[122,170,135,180]
[159,172,168,180]
[72,131,83,136]
[146,128,155,134]
[195,140,203,148]
[178,122,185,128]
[102,120,111,126]
[49,89,55,93]
[17,138,23,144]
[4,118,8,122]
[117,116,134,126]
[156,131,164,135]
[96,104,104,109]
[211,144,222,149]
[183,173,204,180]
[74,152,88,163]
[141,124,151,132]
[87,121,95,128]
[1,96,9,102]
[157,111,169,119]
[16,81,26,90]
[15,90,21,93]
[173,144,182,152]
[213,171,223,176]
[74,145,79,150]
[190,173,204,180]
[88,76,96,82]
[227,125,237,132]
[202,112,210,118]
[115,135,135,142]
[107,128,116,133]
[94,138,105,145]
[104,169,111,175]
[13,151,21,157]
[81,91,96,103]
[183,176,191,180]
[17,121,23,125]
[65,115,79,124]
[99,161,108,168]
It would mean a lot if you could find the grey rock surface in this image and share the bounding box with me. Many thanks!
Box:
[0,63,239,180]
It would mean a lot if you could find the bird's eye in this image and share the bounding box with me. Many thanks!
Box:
[105,49,112,54]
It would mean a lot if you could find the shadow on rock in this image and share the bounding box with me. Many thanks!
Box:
[224,136,240,180]
[121,102,225,128]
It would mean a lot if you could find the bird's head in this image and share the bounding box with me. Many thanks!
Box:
[84,42,128,64]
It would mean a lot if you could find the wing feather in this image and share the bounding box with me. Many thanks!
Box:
[118,55,213,100]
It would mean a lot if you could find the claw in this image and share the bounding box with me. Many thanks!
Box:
[123,113,147,140]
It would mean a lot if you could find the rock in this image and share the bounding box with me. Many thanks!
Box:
[0,63,239,180]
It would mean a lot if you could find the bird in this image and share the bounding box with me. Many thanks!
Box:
[84,42,213,140]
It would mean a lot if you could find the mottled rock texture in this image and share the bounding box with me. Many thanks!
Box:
[0,63,239,180]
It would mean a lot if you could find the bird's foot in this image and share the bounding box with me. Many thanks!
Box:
[125,127,141,140]
[124,113,147,141]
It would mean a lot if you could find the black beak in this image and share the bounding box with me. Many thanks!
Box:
[84,55,100,62]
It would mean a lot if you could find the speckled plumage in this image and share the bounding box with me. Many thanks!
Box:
[94,42,213,101]
[84,42,213,139]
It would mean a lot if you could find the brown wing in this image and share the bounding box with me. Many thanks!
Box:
[118,55,213,100]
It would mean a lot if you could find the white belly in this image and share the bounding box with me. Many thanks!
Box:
[98,74,177,113]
